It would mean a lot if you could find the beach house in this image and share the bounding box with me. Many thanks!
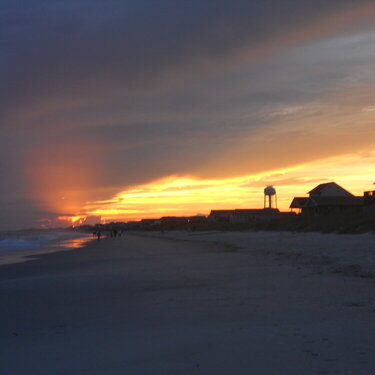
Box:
[290,182,363,215]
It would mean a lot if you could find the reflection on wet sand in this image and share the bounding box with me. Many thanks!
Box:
[51,235,93,250]
[0,234,93,266]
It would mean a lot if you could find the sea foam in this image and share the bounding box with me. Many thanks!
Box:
[0,229,93,265]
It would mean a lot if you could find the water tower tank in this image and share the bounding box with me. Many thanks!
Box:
[264,186,277,209]
[264,186,276,196]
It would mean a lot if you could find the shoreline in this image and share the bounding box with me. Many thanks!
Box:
[0,231,94,267]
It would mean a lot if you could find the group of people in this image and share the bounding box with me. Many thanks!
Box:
[93,229,123,240]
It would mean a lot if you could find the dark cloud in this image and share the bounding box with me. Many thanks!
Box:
[0,198,69,230]
[1,0,373,120]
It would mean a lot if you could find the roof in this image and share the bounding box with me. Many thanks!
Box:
[290,197,309,208]
[308,182,353,196]
[210,209,280,217]
[233,209,279,215]
[308,182,333,194]
[160,216,189,222]
[307,196,363,207]
[209,210,234,215]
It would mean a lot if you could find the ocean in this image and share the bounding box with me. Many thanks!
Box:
[0,229,93,266]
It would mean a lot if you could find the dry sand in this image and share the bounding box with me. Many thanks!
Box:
[1,231,375,374]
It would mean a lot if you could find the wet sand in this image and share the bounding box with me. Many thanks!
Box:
[1,231,375,374]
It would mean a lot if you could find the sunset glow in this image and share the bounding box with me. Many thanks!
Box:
[59,150,375,224]
[2,1,375,229]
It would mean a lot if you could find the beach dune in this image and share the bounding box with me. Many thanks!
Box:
[1,231,375,374]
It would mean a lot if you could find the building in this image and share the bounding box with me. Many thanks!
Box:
[187,216,207,224]
[140,218,161,227]
[160,216,189,226]
[364,190,375,212]
[289,197,309,213]
[208,208,282,224]
[307,182,354,198]
[230,208,280,223]
[208,210,234,223]
[290,182,363,215]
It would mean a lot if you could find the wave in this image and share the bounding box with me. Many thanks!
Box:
[0,229,93,265]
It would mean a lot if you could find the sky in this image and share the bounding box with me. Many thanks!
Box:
[1,0,375,229]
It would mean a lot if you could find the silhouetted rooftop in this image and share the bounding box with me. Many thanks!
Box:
[308,182,353,197]
[290,197,309,208]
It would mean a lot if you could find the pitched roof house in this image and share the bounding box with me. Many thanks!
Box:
[308,182,353,197]
[290,182,363,214]
[289,197,309,210]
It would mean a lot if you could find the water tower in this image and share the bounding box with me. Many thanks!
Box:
[264,186,277,209]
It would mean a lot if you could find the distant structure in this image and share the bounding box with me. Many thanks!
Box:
[264,185,277,209]
[290,182,363,215]
[134,216,208,229]
[208,186,286,224]
[207,210,233,223]
[364,190,375,212]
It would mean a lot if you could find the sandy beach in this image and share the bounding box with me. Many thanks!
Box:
[1,231,375,375]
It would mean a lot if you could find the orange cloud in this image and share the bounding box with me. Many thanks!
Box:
[73,150,375,223]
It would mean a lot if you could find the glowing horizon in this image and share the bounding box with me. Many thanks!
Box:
[60,150,375,225]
